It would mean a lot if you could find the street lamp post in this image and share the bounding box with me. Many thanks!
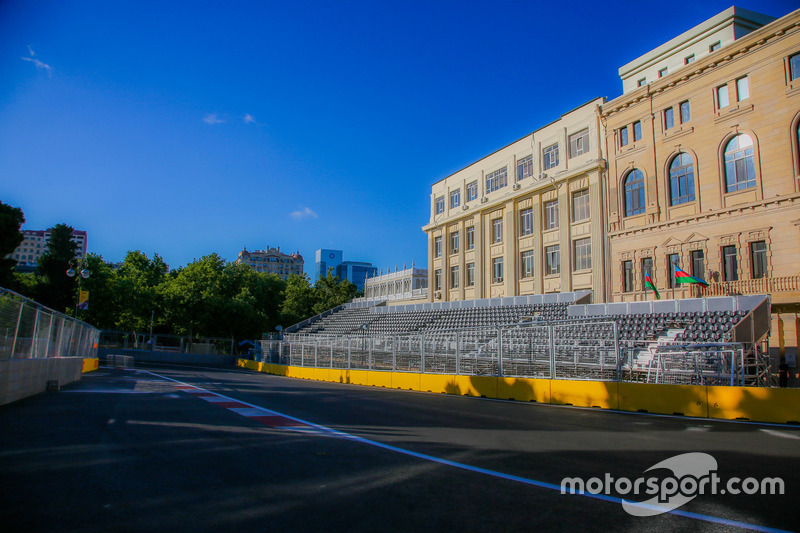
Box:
[66,262,91,317]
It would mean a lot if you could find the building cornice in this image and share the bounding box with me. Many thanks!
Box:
[602,10,800,119]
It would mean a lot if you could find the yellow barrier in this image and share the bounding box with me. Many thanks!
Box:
[619,383,707,417]
[82,358,99,373]
[497,377,550,403]
[550,380,619,409]
[707,386,800,424]
[368,371,393,388]
[391,372,420,391]
[235,359,800,424]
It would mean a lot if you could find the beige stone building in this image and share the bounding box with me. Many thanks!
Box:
[600,7,800,362]
[422,98,607,302]
[235,246,304,280]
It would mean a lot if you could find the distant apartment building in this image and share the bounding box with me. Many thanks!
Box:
[9,229,88,268]
[314,249,377,292]
[235,246,304,280]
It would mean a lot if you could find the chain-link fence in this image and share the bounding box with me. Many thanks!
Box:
[99,331,235,356]
[0,288,100,360]
[263,320,766,386]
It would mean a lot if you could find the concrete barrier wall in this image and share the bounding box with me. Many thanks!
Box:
[237,359,800,424]
[99,348,235,367]
[0,358,84,406]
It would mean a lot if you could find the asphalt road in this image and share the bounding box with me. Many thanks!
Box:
[1,365,798,532]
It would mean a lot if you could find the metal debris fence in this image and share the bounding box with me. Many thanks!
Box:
[261,320,765,386]
[0,288,100,360]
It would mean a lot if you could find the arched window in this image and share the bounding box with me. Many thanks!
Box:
[669,152,696,205]
[624,169,646,216]
[724,134,756,192]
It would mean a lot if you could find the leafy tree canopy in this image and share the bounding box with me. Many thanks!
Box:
[0,202,25,288]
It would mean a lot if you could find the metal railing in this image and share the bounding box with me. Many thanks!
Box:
[696,275,800,297]
[0,287,100,360]
[99,331,235,356]
[262,320,768,386]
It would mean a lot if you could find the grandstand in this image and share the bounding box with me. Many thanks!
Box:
[265,292,773,387]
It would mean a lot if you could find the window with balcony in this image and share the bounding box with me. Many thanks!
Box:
[691,250,705,281]
[723,246,738,281]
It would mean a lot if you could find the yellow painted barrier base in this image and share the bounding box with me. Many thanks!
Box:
[82,358,99,373]
[236,359,800,424]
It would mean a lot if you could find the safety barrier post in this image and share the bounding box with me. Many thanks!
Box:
[421,333,425,373]
[497,327,503,377]
[455,331,460,375]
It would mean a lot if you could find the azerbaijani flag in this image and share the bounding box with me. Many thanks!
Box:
[644,271,660,300]
[674,265,709,287]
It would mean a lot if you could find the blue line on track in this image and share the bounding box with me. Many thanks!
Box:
[142,370,792,533]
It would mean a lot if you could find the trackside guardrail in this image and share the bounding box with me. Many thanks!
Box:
[261,319,767,386]
[0,287,100,360]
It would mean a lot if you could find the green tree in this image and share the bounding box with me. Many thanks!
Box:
[312,268,358,315]
[280,273,316,327]
[36,224,78,312]
[161,253,228,339]
[115,251,169,332]
[79,253,120,329]
[0,202,25,288]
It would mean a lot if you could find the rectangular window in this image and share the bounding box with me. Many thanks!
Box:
[544,200,559,230]
[467,181,478,202]
[680,100,691,123]
[435,236,442,258]
[466,262,475,286]
[573,238,592,271]
[486,167,508,194]
[520,208,534,236]
[492,218,503,243]
[466,226,474,250]
[521,250,535,279]
[791,53,800,81]
[623,260,634,292]
[633,121,642,141]
[751,241,767,279]
[619,127,629,147]
[434,269,442,291]
[572,189,590,222]
[450,231,459,255]
[717,85,729,108]
[543,144,559,170]
[736,76,749,101]
[492,257,504,283]
[691,250,705,281]
[450,265,459,289]
[710,41,721,52]
[568,129,590,158]
[667,253,680,288]
[435,196,444,214]
[658,67,668,78]
[640,258,655,293]
[517,155,533,181]
[722,246,738,281]
[637,77,647,87]
[450,189,461,209]
[545,245,560,275]
[684,54,695,65]
[664,107,674,130]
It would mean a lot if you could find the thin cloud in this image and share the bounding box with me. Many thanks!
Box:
[243,114,257,124]
[22,46,52,75]
[203,113,225,125]
[289,207,318,221]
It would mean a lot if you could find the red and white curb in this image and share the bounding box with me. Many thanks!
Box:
[142,373,339,437]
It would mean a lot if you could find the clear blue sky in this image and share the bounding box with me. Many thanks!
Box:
[1,1,797,276]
